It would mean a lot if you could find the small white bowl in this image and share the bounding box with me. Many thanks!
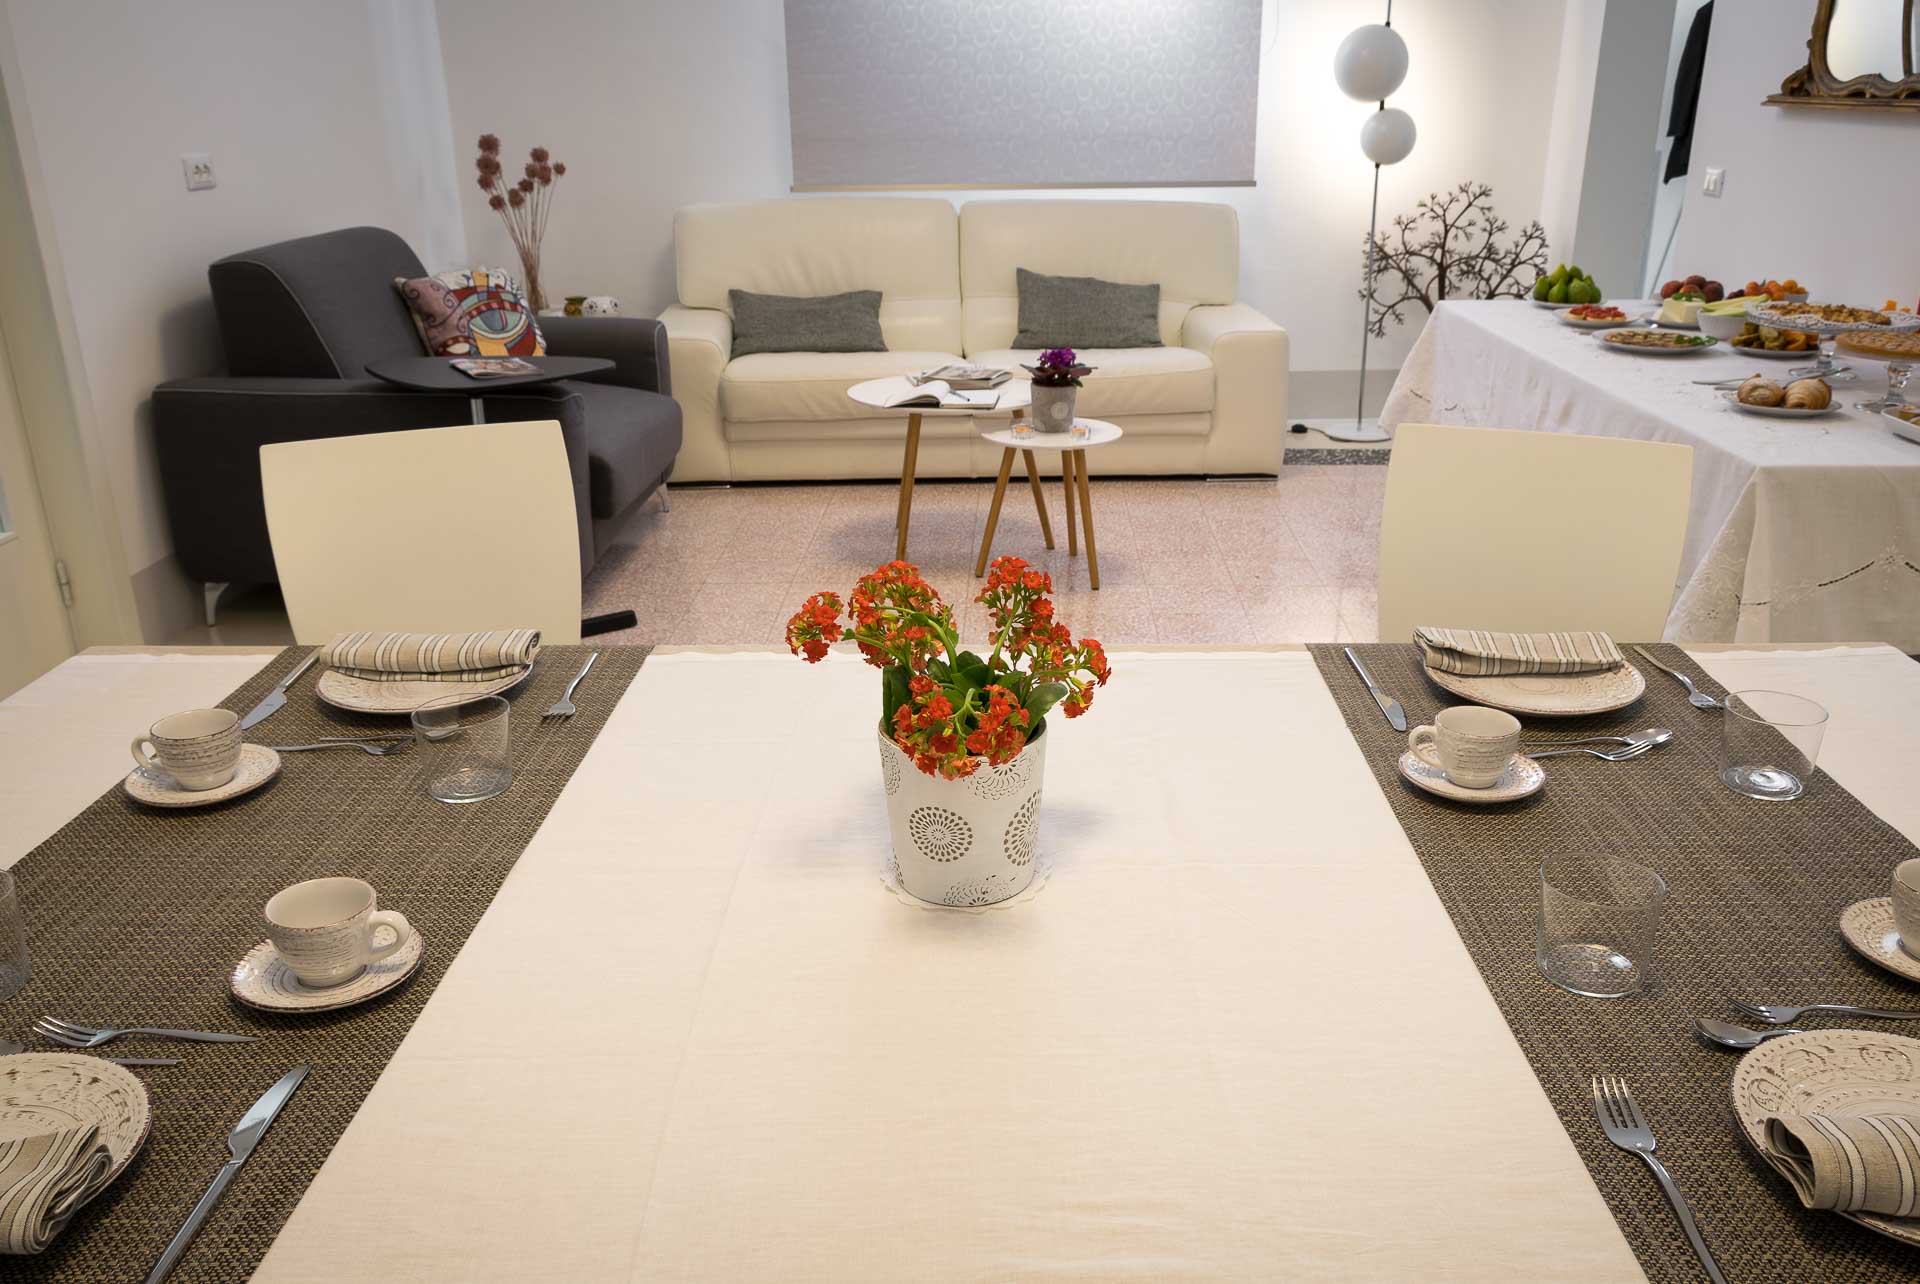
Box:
[1698,310,1751,341]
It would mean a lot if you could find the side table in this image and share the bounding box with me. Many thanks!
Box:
[366,356,614,425]
[975,420,1124,589]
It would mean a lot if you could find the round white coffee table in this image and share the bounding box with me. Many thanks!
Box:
[976,420,1123,589]
[847,378,1032,561]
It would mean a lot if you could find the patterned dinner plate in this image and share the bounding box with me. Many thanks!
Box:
[315,664,533,715]
[231,925,426,1013]
[1396,750,1544,804]
[122,743,280,808]
[0,1054,151,1184]
[1422,661,1646,718]
[1732,1029,1920,1246]
[1839,898,1920,984]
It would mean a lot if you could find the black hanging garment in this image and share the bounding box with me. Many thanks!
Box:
[1664,1,1713,183]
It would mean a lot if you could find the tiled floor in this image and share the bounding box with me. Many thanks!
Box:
[174,464,1389,647]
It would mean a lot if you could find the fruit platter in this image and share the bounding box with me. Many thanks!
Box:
[1531,263,1602,307]
[1658,273,1727,303]
[1557,303,1630,329]
[1726,323,1820,358]
[1599,328,1717,354]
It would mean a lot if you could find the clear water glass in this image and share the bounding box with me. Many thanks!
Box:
[1537,853,1668,998]
[411,694,512,804]
[1719,689,1827,801]
[0,871,29,1001]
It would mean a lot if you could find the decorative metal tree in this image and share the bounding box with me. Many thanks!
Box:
[1360,181,1549,338]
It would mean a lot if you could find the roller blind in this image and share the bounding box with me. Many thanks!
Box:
[784,0,1262,190]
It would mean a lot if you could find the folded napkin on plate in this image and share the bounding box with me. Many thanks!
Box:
[1764,1113,1920,1216]
[0,1125,113,1255]
[320,630,540,683]
[1414,627,1624,677]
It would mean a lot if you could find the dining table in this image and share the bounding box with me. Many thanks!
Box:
[3,640,1920,1281]
[1380,300,1920,652]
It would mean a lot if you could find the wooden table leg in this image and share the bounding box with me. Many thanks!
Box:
[1021,450,1054,549]
[1075,449,1100,590]
[975,447,1016,577]
[895,412,923,561]
[1061,448,1079,557]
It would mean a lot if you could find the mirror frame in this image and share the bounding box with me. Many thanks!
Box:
[1767,0,1920,111]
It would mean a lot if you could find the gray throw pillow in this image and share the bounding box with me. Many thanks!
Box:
[1013,268,1162,349]
[728,288,886,358]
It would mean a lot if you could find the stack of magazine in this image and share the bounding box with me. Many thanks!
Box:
[907,364,1011,390]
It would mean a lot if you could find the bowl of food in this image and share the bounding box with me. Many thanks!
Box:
[1698,300,1755,340]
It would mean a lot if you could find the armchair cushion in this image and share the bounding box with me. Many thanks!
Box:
[493,380,682,519]
[393,266,546,356]
[208,227,428,378]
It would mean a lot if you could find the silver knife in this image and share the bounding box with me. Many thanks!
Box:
[1343,647,1408,732]
[238,654,318,731]
[145,1065,310,1284]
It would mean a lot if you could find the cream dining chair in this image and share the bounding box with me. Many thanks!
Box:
[260,420,583,644]
[1376,422,1693,642]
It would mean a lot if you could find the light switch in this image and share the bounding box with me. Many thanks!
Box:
[1702,167,1724,198]
[181,153,215,191]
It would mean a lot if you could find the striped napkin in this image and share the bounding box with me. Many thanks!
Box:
[0,1125,113,1255]
[319,630,540,683]
[1414,627,1624,677]
[1763,1113,1920,1216]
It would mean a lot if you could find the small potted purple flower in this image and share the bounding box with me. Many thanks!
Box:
[1022,348,1094,433]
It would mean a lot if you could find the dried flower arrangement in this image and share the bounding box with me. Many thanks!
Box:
[474,133,566,312]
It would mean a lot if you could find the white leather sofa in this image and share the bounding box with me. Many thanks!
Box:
[659,198,1287,482]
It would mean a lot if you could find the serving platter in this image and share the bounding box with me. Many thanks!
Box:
[1722,393,1839,420]
[1598,328,1718,355]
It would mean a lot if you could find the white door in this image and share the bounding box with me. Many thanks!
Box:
[0,313,73,699]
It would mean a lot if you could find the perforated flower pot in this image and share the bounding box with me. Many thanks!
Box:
[1029,383,1077,432]
[879,720,1046,906]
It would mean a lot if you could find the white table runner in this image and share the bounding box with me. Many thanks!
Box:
[1381,301,1920,650]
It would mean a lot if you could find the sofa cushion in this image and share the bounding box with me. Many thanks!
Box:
[970,347,1214,417]
[721,350,964,422]
[1014,269,1161,349]
[728,288,886,358]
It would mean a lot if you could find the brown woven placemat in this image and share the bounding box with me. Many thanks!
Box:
[1310,643,1920,1282]
[6,644,648,1281]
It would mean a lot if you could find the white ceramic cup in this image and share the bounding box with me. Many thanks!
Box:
[1408,705,1522,789]
[264,877,412,988]
[130,707,241,791]
[1893,859,1920,958]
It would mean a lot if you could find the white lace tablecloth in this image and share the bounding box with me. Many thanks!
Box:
[1380,301,1920,650]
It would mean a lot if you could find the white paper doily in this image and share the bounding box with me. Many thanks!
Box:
[880,852,1054,913]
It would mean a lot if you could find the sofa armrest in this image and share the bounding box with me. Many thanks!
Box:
[658,305,733,482]
[1182,304,1288,475]
[541,315,670,396]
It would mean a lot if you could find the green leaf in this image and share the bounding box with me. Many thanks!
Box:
[1024,681,1069,725]
[956,653,992,692]
[882,665,911,732]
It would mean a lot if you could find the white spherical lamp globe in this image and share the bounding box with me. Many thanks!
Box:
[1334,24,1409,102]
[1360,108,1417,166]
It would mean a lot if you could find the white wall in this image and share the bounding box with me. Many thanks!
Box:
[0,0,464,638]
[439,0,1568,380]
[1670,0,1920,303]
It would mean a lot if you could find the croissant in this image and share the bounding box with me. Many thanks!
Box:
[1784,378,1831,410]
[1738,375,1785,407]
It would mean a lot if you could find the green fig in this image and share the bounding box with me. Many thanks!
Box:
[1548,282,1569,304]
[1532,276,1551,301]
[1549,265,1568,287]
[1569,264,1586,282]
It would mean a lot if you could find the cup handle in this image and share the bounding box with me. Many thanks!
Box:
[366,910,412,962]
[1407,725,1443,769]
[131,737,159,773]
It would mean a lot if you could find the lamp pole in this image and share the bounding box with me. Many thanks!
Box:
[1355,0,1391,437]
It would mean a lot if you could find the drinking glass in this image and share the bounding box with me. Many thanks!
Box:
[1718,689,1827,801]
[1537,853,1668,998]
[411,694,512,803]
[0,871,30,1001]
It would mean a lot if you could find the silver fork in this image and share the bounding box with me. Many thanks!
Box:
[1528,743,1653,762]
[33,1017,256,1048]
[543,652,599,723]
[0,1038,176,1067]
[1732,998,1920,1025]
[1591,1075,1727,1284]
[1630,646,1723,709]
[267,739,410,756]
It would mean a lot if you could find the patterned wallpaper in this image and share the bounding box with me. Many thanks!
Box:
[784,0,1262,188]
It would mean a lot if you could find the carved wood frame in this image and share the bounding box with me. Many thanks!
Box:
[1766,0,1920,111]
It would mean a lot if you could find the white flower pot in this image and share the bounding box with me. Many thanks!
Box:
[879,721,1046,906]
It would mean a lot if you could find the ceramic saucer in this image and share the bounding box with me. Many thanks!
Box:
[1423,661,1647,718]
[316,665,533,716]
[122,743,280,808]
[1839,897,1920,983]
[230,924,426,1013]
[1397,750,1545,803]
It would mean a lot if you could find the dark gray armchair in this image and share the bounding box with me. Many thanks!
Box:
[153,226,681,620]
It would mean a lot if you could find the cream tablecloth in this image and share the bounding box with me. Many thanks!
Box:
[1380,301,1920,650]
[6,645,1919,1281]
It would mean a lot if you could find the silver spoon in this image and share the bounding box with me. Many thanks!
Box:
[1694,1018,1805,1050]
[267,740,410,755]
[0,1038,177,1067]
[1630,647,1724,709]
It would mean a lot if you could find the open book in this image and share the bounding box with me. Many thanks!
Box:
[865,375,1001,410]
[908,363,1011,391]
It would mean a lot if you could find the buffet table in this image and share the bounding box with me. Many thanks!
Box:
[6,643,1920,1281]
[1380,301,1920,651]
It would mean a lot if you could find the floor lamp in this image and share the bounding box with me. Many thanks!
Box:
[1325,7,1415,445]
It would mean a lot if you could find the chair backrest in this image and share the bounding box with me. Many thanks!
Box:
[209,226,429,379]
[674,198,962,354]
[1377,423,1693,642]
[958,200,1240,353]
[260,421,582,644]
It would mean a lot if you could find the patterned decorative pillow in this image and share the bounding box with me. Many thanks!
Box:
[394,267,546,357]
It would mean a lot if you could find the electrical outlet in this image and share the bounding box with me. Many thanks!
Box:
[181,153,215,191]
[1702,167,1724,198]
